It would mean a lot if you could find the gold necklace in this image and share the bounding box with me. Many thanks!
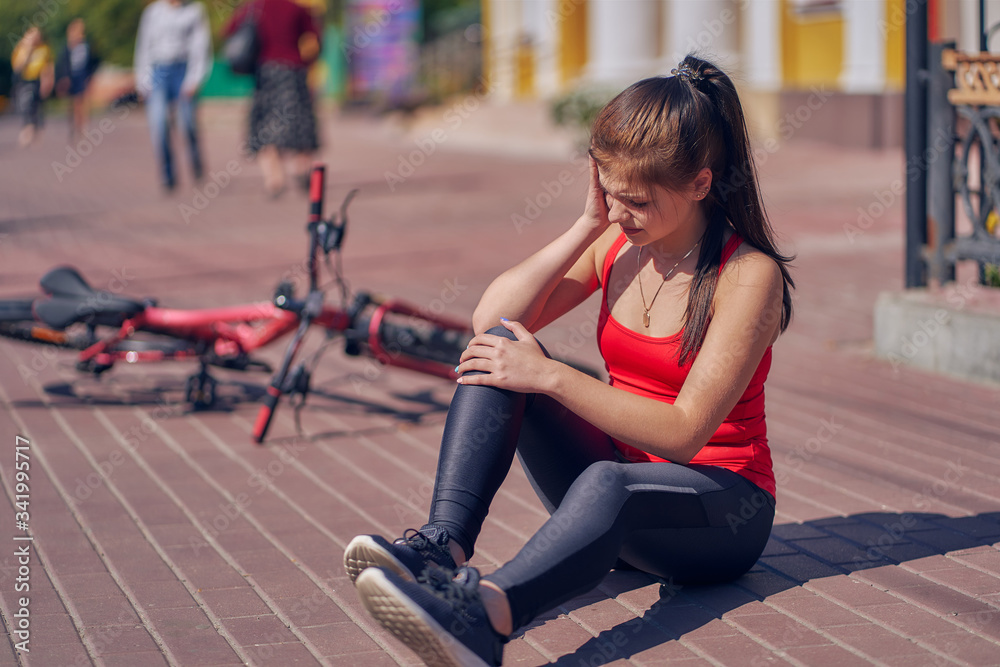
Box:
[637,238,701,328]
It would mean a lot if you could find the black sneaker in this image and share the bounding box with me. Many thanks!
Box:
[355,565,506,667]
[344,525,457,584]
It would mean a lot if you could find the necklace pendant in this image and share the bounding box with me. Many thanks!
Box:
[642,311,650,328]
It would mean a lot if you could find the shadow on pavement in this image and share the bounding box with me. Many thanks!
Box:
[546,511,1000,665]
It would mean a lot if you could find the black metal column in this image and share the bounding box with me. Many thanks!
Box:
[981,0,988,51]
[905,0,929,288]
[927,41,956,285]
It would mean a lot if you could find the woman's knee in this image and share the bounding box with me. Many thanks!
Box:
[561,460,628,510]
[485,324,517,340]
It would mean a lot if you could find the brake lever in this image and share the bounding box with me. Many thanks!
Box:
[323,188,360,254]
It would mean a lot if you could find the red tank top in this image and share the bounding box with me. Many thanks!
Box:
[597,233,776,498]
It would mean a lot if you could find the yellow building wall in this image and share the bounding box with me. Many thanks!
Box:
[557,0,588,88]
[780,0,845,89]
[885,0,905,89]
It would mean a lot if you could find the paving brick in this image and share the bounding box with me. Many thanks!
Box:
[568,596,643,633]
[145,606,243,666]
[953,608,1000,641]
[683,632,795,666]
[84,624,161,655]
[99,652,172,667]
[805,575,903,607]
[521,615,600,657]
[682,583,761,614]
[762,553,845,583]
[619,637,707,665]
[131,580,198,611]
[196,586,273,618]
[239,641,324,666]
[15,641,92,666]
[221,613,299,648]
[822,623,928,660]
[57,572,124,598]
[298,621,386,657]
[766,591,869,628]
[70,595,142,626]
[500,637,551,665]
[902,554,967,573]
[29,612,84,644]
[733,570,800,599]
[789,536,874,566]
[921,565,1000,597]
[781,643,873,666]
[887,581,991,616]
[862,602,964,637]
[728,611,830,648]
[951,546,1000,577]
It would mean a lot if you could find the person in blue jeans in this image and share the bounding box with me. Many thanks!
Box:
[134,0,213,192]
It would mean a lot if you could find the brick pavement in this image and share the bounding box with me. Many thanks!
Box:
[0,98,997,666]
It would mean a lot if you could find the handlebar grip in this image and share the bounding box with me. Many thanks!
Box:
[309,164,325,223]
[252,385,282,443]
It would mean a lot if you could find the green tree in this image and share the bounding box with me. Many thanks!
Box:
[63,0,146,66]
[0,0,144,66]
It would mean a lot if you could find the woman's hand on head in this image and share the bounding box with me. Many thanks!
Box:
[456,319,556,394]
[579,155,612,233]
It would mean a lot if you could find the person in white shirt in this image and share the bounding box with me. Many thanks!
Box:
[134,0,213,192]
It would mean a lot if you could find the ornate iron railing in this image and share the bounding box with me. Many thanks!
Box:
[930,49,1000,283]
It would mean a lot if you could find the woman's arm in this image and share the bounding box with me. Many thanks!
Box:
[472,157,612,334]
[459,246,784,463]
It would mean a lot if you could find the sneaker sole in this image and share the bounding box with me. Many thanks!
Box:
[355,568,491,667]
[343,535,414,584]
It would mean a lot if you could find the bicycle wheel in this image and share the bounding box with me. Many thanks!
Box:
[0,302,89,348]
[378,320,471,367]
[0,299,35,322]
[359,307,605,381]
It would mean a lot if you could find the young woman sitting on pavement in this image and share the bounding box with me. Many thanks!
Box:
[343,53,795,667]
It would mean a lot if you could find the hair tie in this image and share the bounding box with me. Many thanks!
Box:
[670,63,703,83]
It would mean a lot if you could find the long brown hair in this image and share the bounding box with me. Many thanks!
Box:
[590,54,794,364]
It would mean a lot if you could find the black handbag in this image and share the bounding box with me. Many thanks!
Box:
[224,3,261,75]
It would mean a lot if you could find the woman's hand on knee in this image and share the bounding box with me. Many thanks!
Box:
[457,319,555,393]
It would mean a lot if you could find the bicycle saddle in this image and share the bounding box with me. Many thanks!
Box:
[34,266,146,329]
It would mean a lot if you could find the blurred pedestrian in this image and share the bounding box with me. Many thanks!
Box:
[134,0,213,192]
[56,18,101,141]
[11,26,54,148]
[224,0,322,198]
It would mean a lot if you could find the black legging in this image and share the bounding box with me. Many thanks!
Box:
[427,327,775,631]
